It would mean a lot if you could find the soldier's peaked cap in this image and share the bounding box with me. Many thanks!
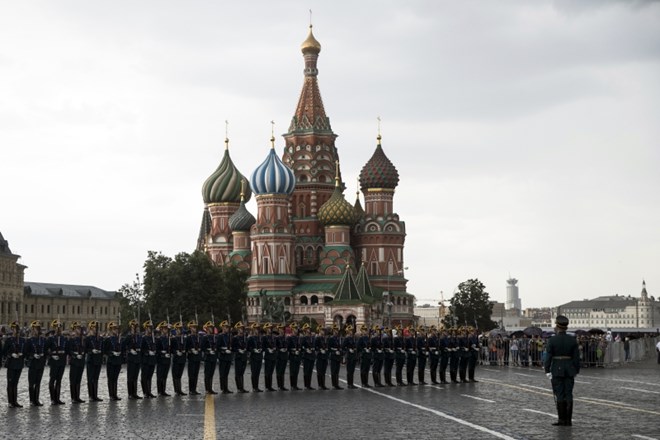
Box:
[555,315,569,329]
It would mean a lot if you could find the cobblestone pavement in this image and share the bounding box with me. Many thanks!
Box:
[0,358,657,440]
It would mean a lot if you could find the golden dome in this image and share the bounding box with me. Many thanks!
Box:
[301,25,321,54]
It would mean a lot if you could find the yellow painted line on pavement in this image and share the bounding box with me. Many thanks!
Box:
[480,378,660,416]
[204,394,216,440]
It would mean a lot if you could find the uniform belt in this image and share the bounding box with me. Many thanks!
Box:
[553,356,571,359]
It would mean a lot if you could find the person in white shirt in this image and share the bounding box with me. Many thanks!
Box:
[656,339,660,364]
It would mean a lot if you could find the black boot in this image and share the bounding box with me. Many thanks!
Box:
[566,401,573,426]
[552,401,566,426]
[35,387,43,406]
[252,375,263,393]
[290,375,300,390]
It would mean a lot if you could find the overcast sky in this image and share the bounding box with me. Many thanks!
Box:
[1,1,659,309]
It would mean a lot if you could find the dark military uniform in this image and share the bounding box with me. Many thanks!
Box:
[4,326,27,408]
[314,329,329,390]
[328,329,343,390]
[66,327,86,403]
[85,326,104,401]
[185,324,202,395]
[262,325,277,392]
[246,327,263,392]
[544,316,580,426]
[342,329,358,389]
[468,331,480,382]
[448,331,460,383]
[103,324,123,401]
[140,328,158,398]
[428,330,440,384]
[171,326,187,396]
[393,330,406,386]
[405,331,417,385]
[122,326,143,399]
[383,331,395,387]
[45,325,67,404]
[27,328,47,406]
[458,330,470,383]
[216,327,233,394]
[275,326,289,391]
[416,330,428,385]
[156,329,172,396]
[287,328,302,390]
[200,325,218,394]
[439,331,449,383]
[371,330,385,387]
[231,324,248,393]
[357,329,372,387]
[301,328,316,390]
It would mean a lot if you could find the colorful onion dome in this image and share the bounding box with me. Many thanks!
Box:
[250,137,296,196]
[318,163,357,226]
[202,138,252,204]
[301,24,321,54]
[229,189,256,232]
[359,134,399,191]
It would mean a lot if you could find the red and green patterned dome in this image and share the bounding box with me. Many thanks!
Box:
[359,135,399,191]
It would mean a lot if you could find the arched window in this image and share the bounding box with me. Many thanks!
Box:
[396,297,401,305]
[403,298,407,305]
[300,296,308,305]
[305,247,313,261]
[310,295,318,305]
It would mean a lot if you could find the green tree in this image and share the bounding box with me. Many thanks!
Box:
[117,273,146,327]
[132,250,248,326]
[442,278,497,331]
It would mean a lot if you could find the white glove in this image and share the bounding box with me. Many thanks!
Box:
[149,350,156,356]
[176,351,183,356]
[113,351,121,356]
[11,353,19,358]
[192,349,199,355]
[225,349,231,354]
[546,373,552,380]
[76,354,83,359]
[52,355,60,361]
[92,349,101,354]
[130,349,138,355]
[34,354,42,359]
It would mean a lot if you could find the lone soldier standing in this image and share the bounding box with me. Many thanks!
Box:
[85,320,104,402]
[5,320,26,408]
[46,319,67,405]
[104,321,123,401]
[185,320,202,395]
[67,321,86,404]
[171,321,187,396]
[123,319,143,399]
[27,320,47,406]
[544,315,580,427]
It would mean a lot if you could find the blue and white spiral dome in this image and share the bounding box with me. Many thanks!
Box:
[250,146,296,196]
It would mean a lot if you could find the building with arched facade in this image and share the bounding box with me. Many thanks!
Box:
[197,26,415,327]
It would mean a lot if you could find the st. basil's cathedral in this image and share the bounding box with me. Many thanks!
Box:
[197,26,414,328]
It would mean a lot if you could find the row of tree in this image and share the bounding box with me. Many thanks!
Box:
[118,251,498,331]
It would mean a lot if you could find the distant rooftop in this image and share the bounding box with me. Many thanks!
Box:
[24,282,117,300]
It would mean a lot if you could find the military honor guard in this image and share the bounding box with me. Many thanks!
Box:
[216,320,233,394]
[247,322,263,392]
[458,327,470,383]
[86,320,104,401]
[5,321,27,408]
[140,320,158,398]
[45,319,67,405]
[123,319,143,399]
[104,321,123,401]
[416,325,428,385]
[200,321,218,395]
[171,321,188,396]
[27,320,47,406]
[66,321,86,403]
[262,323,277,392]
[382,327,395,387]
[328,324,343,390]
[370,326,385,387]
[287,322,302,390]
[185,320,202,395]
[300,323,316,390]
[231,321,248,393]
[544,315,580,427]
[341,325,358,389]
[155,321,172,397]
[404,326,417,386]
[314,325,329,390]
[357,324,372,388]
[448,328,460,383]
[392,325,406,386]
[275,324,289,391]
